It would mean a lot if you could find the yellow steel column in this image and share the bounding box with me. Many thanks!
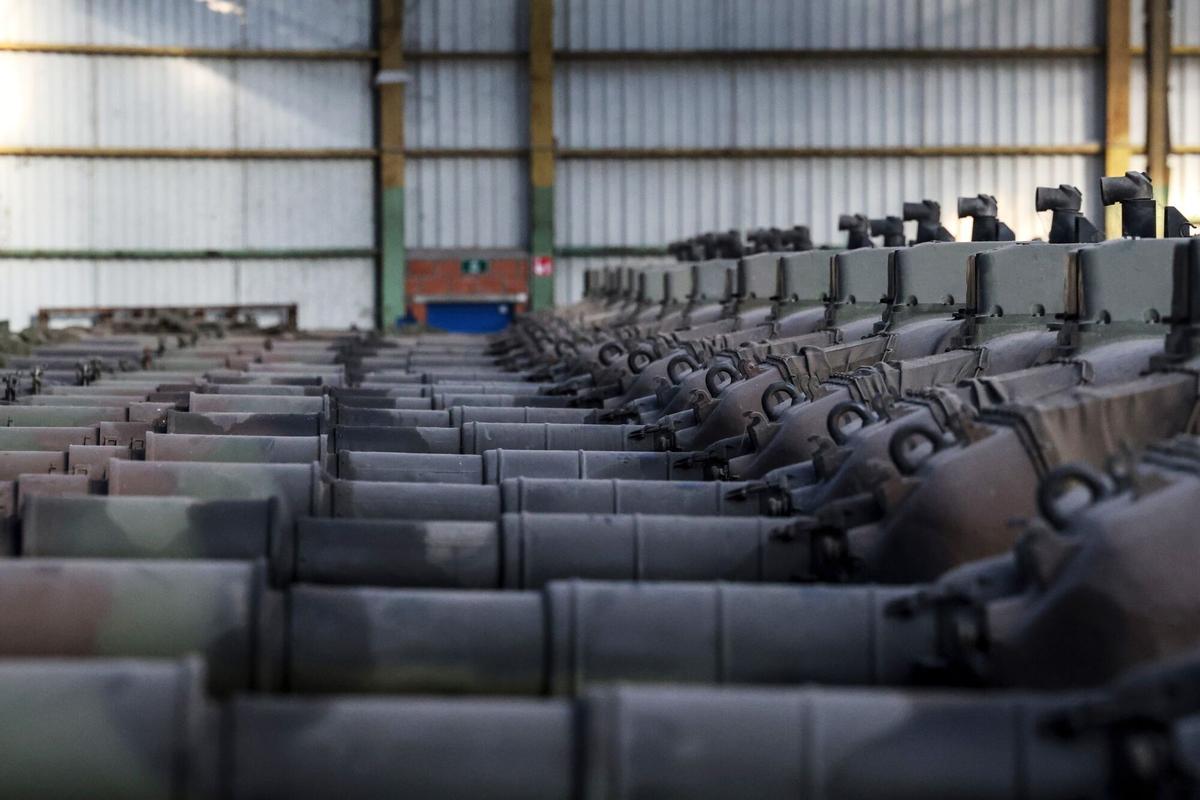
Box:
[1105,0,1132,238]
[1146,0,1172,208]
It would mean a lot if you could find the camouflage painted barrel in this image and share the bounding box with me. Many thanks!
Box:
[243,363,345,376]
[328,425,461,455]
[433,393,572,409]
[21,394,147,406]
[417,369,541,383]
[329,478,762,520]
[6,672,1106,799]
[286,580,932,694]
[144,431,325,463]
[344,382,550,397]
[47,384,162,396]
[0,451,68,480]
[207,373,335,388]
[460,423,651,452]
[108,371,205,383]
[336,449,705,483]
[67,444,131,478]
[201,384,313,396]
[324,421,648,453]
[126,401,178,423]
[166,410,322,437]
[0,658,216,799]
[337,395,433,411]
[328,424,458,460]
[228,695,572,800]
[289,514,806,589]
[99,421,154,448]
[577,684,1108,799]
[449,406,594,425]
[21,494,280,568]
[328,395,427,410]
[188,392,330,415]
[15,474,92,505]
[0,560,277,692]
[108,460,325,526]
[0,405,127,427]
[406,354,504,368]
[334,405,593,428]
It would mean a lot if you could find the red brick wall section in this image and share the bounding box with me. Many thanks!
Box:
[407,258,529,300]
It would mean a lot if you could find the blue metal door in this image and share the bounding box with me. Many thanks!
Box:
[426,302,512,333]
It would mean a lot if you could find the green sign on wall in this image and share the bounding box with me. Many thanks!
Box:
[461,259,489,275]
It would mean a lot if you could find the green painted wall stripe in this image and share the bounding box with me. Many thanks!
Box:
[0,248,376,260]
[530,185,555,255]
[529,184,555,310]
[381,186,407,326]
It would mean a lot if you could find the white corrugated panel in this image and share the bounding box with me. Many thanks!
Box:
[243,0,372,50]
[235,258,375,328]
[0,0,374,329]
[94,259,239,305]
[88,0,245,48]
[403,42,530,252]
[95,56,237,148]
[0,0,93,42]
[0,53,96,147]
[235,60,373,148]
[0,158,95,249]
[245,161,375,249]
[555,255,676,305]
[89,159,244,249]
[1130,59,1148,148]
[1176,0,1200,45]
[405,0,529,52]
[1,0,370,50]
[558,156,1102,247]
[0,158,373,250]
[406,158,528,249]
[556,58,1100,148]
[555,61,734,148]
[0,260,98,329]
[1168,155,1200,218]
[1171,60,1200,151]
[555,0,1101,50]
[407,60,529,148]
[0,54,371,149]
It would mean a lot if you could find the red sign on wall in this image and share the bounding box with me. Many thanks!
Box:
[531,256,554,277]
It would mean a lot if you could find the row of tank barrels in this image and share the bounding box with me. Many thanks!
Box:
[2,227,1200,795]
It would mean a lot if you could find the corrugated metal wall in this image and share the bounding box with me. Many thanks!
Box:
[1128,0,1200,219]
[404,0,1200,307]
[404,0,529,251]
[0,0,375,329]
[548,0,1200,304]
[553,0,1107,252]
[6,1,1193,322]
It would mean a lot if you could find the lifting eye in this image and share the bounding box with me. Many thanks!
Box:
[826,401,874,444]
[760,381,803,421]
[705,364,742,398]
[1037,464,1112,530]
[888,425,946,475]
